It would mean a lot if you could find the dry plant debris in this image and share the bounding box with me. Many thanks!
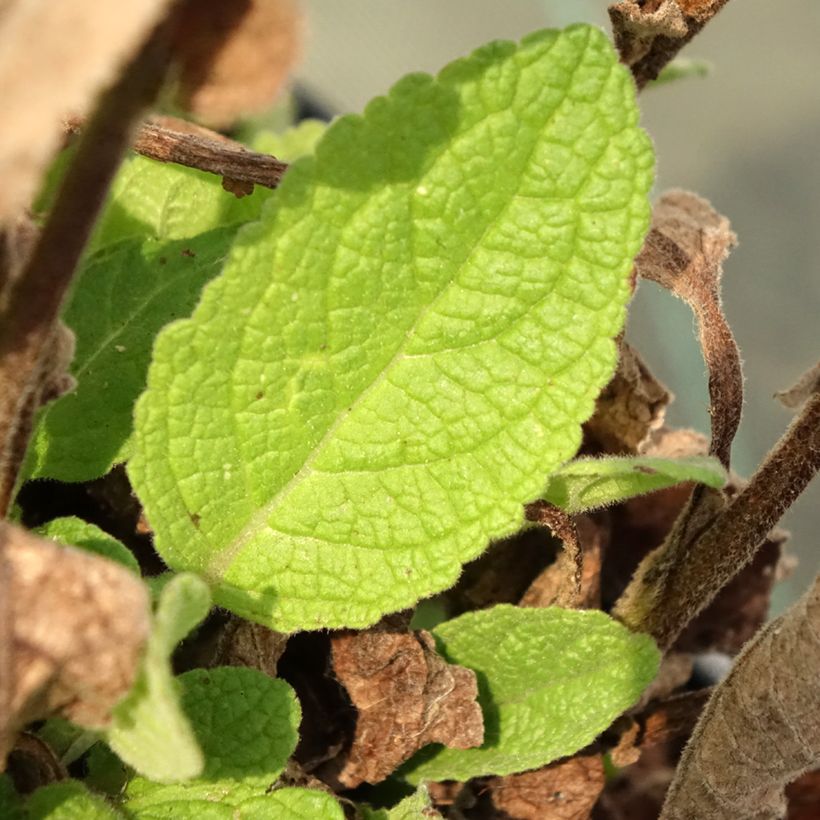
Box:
[329,623,483,787]
[172,0,303,127]
[0,522,150,765]
[0,0,175,221]
[662,574,820,819]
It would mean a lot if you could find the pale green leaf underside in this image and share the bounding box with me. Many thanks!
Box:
[401,604,660,781]
[543,454,727,513]
[27,781,123,820]
[130,24,654,631]
[123,667,300,811]
[106,574,211,783]
[36,517,139,574]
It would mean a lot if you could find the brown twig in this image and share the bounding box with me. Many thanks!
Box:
[614,386,820,650]
[0,23,173,516]
[610,0,733,89]
[66,116,289,192]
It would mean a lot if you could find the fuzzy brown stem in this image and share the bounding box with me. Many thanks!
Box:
[615,389,820,650]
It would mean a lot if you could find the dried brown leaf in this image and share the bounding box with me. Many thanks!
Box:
[0,522,150,766]
[635,189,740,469]
[615,389,820,650]
[478,754,605,820]
[5,732,67,795]
[777,361,820,411]
[661,573,820,819]
[585,341,671,454]
[0,0,176,221]
[211,618,288,678]
[173,0,303,128]
[786,768,820,820]
[521,514,606,610]
[609,0,731,88]
[328,624,483,787]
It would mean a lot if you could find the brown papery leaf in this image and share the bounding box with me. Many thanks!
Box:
[0,0,176,221]
[328,623,483,787]
[173,0,303,128]
[661,573,820,819]
[609,0,732,88]
[776,360,820,410]
[585,341,671,455]
[0,522,150,766]
[635,189,740,469]
[477,754,605,820]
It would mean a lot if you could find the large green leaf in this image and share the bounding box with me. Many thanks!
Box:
[106,574,211,783]
[123,667,300,813]
[401,604,659,781]
[130,24,653,631]
[542,454,727,513]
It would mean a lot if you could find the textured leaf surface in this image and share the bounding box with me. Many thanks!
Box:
[401,604,660,781]
[37,517,139,574]
[238,789,345,819]
[27,781,122,820]
[123,667,300,811]
[106,574,210,783]
[360,786,438,819]
[130,24,653,631]
[27,230,238,482]
[542,454,726,513]
[251,119,327,161]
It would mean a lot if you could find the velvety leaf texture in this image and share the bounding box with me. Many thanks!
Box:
[106,574,211,783]
[130,24,654,631]
[37,517,139,574]
[123,667,300,812]
[401,604,660,781]
[542,454,727,513]
[27,781,123,820]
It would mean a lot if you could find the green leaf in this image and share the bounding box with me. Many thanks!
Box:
[106,574,210,783]
[130,24,653,632]
[36,517,139,574]
[26,781,123,820]
[251,119,328,161]
[651,58,712,87]
[359,786,438,820]
[400,604,660,781]
[27,229,239,482]
[90,155,272,252]
[237,789,344,819]
[0,775,23,820]
[542,454,727,513]
[123,667,300,812]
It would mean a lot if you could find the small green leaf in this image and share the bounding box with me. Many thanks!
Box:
[26,781,123,820]
[651,58,712,87]
[130,24,654,631]
[123,667,300,812]
[106,574,210,783]
[542,454,727,513]
[91,155,272,252]
[359,785,438,819]
[37,517,139,574]
[401,604,659,781]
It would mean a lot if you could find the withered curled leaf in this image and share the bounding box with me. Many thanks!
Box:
[0,522,150,767]
[662,573,820,819]
[329,622,483,787]
[173,0,303,128]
